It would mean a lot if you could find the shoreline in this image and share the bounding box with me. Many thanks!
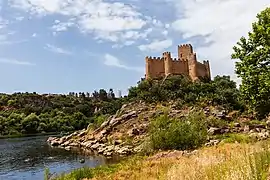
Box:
[0,132,72,139]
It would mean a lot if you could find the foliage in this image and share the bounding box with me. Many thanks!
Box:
[215,133,257,144]
[53,156,142,180]
[205,116,228,128]
[231,7,270,118]
[128,75,243,111]
[149,111,208,151]
[0,89,124,136]
[54,167,94,180]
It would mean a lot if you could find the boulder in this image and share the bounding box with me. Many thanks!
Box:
[63,140,71,147]
[234,123,241,127]
[105,145,114,152]
[51,140,60,146]
[127,128,140,137]
[243,125,250,133]
[121,111,137,120]
[69,142,79,147]
[114,139,123,145]
[47,137,57,143]
[81,140,97,148]
[104,151,112,156]
[116,146,133,155]
[249,124,266,129]
[258,131,270,140]
[205,139,220,147]
[266,120,270,129]
[91,143,105,150]
[109,117,122,126]
[78,130,86,137]
[207,127,222,135]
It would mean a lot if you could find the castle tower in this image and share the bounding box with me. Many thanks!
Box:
[145,56,151,79]
[188,53,198,81]
[163,52,172,76]
[178,44,193,60]
[178,44,198,81]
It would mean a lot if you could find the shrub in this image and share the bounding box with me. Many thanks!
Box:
[205,116,228,128]
[149,111,208,151]
[128,75,243,111]
[55,167,94,180]
[216,133,256,144]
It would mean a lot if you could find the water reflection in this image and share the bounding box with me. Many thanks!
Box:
[0,135,117,180]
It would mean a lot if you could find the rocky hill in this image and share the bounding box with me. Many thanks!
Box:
[47,101,270,157]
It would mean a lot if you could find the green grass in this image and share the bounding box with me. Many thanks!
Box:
[214,133,257,144]
[50,156,144,180]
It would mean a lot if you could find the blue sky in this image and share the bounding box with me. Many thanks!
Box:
[0,0,269,95]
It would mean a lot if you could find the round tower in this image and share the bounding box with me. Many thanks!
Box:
[163,52,172,76]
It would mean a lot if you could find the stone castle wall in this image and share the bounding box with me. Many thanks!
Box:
[145,44,211,81]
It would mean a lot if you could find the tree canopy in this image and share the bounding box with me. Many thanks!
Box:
[0,89,124,136]
[231,7,270,118]
[128,75,243,111]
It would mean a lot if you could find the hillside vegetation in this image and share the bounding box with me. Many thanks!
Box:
[0,89,124,136]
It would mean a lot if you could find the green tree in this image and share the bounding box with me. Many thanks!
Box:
[99,89,108,101]
[231,7,270,118]
[21,113,40,134]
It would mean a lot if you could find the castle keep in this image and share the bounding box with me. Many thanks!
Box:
[145,44,211,81]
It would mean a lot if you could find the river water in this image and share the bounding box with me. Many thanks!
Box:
[0,135,117,180]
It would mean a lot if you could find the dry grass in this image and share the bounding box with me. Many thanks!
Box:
[92,141,270,180]
[53,140,270,180]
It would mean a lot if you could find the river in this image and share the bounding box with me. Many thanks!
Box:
[0,135,118,180]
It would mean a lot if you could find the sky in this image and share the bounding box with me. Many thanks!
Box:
[0,0,269,95]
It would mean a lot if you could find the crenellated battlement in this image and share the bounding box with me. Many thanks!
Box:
[146,56,164,61]
[162,51,171,55]
[178,44,192,48]
[145,44,211,81]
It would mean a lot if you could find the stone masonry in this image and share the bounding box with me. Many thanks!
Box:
[145,44,211,81]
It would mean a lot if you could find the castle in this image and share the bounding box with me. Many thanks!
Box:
[145,44,211,81]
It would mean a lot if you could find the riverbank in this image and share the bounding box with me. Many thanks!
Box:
[0,132,72,139]
[0,135,117,180]
[51,139,270,180]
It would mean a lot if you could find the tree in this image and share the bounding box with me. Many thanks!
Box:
[92,91,99,100]
[231,7,270,118]
[99,89,108,101]
[108,88,115,99]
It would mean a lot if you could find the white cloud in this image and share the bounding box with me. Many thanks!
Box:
[0,58,35,66]
[104,54,143,72]
[51,20,75,33]
[44,44,72,55]
[170,0,269,77]
[138,39,173,52]
[8,0,163,44]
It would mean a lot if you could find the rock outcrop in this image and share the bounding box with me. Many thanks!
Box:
[47,101,270,157]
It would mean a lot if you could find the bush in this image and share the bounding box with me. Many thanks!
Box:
[205,116,228,128]
[55,167,94,180]
[149,111,208,151]
[128,75,243,111]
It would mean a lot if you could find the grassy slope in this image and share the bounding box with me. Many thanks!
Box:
[51,140,270,180]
